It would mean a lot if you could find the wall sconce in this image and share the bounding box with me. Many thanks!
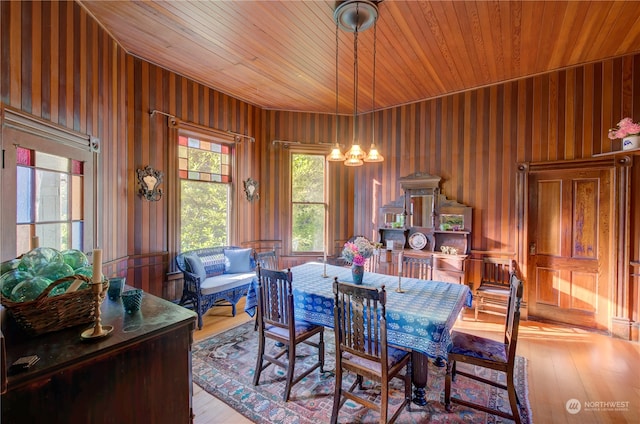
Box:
[137,166,163,201]
[243,178,259,202]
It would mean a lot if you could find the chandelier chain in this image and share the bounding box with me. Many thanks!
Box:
[353,3,359,143]
[372,20,376,145]
[335,23,339,144]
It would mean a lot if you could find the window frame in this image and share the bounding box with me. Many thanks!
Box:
[169,120,238,260]
[288,147,328,256]
[1,106,96,261]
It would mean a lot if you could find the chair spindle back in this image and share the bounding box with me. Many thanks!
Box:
[333,280,387,362]
[257,267,293,332]
[401,254,433,280]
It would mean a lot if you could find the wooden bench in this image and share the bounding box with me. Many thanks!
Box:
[176,246,256,329]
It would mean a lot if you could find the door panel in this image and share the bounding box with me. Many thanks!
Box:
[571,271,597,312]
[535,267,559,305]
[528,169,611,330]
[537,180,562,255]
[573,180,598,259]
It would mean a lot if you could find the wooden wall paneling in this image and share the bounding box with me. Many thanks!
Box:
[9,1,22,107]
[3,0,125,261]
[40,0,52,119]
[5,0,640,326]
[505,82,516,252]
[129,59,260,291]
[19,2,31,110]
[0,2,8,102]
[487,85,499,252]
[125,54,136,264]
[49,1,60,123]
[564,68,575,159]
[153,64,166,256]
[472,88,485,255]
[452,92,464,204]
[77,3,87,132]
[30,1,41,117]
[574,67,585,158]
[63,1,73,128]
[601,60,616,154]
[461,91,472,214]
[530,75,542,161]
[475,86,485,251]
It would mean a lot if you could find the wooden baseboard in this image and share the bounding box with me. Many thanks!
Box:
[611,317,632,340]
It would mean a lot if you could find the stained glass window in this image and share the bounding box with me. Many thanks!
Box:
[178,136,231,183]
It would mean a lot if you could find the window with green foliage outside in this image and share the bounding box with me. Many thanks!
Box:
[179,135,231,251]
[291,153,325,252]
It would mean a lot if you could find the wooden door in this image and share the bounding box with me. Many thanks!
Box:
[527,168,613,330]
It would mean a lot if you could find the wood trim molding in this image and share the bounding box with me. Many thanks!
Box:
[1,104,98,152]
[614,156,633,325]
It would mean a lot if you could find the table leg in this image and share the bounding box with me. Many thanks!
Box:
[433,357,447,367]
[411,351,429,406]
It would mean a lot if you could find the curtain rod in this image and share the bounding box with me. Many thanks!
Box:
[149,110,255,143]
[272,139,339,147]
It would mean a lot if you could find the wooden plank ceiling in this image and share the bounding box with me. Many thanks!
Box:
[78,0,640,115]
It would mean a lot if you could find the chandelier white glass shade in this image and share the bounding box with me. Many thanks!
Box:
[326,0,384,166]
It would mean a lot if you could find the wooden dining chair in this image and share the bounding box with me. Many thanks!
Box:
[331,279,412,424]
[253,266,325,401]
[474,256,514,320]
[252,249,279,330]
[364,248,381,273]
[445,272,524,424]
[400,252,433,280]
[254,249,278,270]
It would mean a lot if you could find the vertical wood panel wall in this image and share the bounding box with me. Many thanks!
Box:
[264,56,639,334]
[360,58,639,255]
[127,57,261,295]
[1,0,128,280]
[3,1,637,326]
[264,56,639,260]
[1,1,261,296]
[257,110,355,255]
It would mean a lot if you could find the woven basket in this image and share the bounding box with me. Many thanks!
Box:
[0,275,109,336]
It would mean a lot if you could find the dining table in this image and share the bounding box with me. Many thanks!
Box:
[245,261,471,406]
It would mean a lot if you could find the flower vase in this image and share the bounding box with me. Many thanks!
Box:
[351,264,364,285]
[622,135,640,151]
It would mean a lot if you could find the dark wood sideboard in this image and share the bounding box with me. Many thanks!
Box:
[1,288,197,424]
[378,172,472,285]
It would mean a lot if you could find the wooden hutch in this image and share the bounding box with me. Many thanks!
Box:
[378,172,472,285]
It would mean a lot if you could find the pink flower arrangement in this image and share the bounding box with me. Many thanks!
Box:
[608,117,640,140]
[342,237,375,266]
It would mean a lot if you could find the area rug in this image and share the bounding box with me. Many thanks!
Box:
[192,321,532,424]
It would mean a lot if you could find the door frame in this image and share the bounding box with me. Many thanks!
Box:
[516,156,633,335]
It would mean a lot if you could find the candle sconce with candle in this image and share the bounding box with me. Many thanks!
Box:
[80,249,113,340]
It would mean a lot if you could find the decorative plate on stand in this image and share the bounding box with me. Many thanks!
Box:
[408,232,427,250]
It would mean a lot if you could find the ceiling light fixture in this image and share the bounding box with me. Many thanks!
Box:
[327,0,383,167]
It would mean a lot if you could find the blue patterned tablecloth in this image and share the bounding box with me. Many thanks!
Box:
[245,262,471,360]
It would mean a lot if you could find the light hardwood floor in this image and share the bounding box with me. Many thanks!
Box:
[191,298,640,423]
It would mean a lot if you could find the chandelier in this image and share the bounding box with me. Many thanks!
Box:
[327,0,384,166]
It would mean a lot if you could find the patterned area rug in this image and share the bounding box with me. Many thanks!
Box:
[192,321,532,424]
